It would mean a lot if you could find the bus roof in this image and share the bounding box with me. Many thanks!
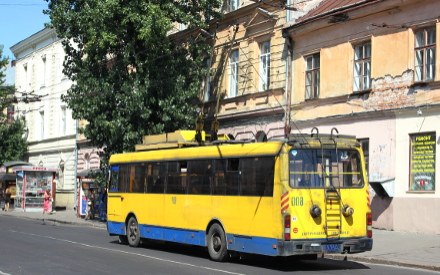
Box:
[110,141,284,164]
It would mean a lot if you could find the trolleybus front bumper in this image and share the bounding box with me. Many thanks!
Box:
[277,237,373,256]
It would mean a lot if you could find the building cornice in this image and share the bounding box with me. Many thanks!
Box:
[10,27,59,58]
[28,134,76,147]
[291,103,440,127]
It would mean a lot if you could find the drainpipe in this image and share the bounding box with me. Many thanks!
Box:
[284,33,294,137]
[73,119,78,212]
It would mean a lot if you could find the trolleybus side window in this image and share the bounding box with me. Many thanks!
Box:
[226,159,240,195]
[109,166,120,192]
[212,159,239,195]
[187,160,212,195]
[167,161,188,194]
[118,164,130,192]
[149,162,166,194]
[129,164,145,193]
[240,157,274,196]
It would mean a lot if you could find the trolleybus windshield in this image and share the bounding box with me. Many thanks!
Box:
[289,149,364,188]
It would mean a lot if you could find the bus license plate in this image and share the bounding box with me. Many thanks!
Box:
[324,244,341,253]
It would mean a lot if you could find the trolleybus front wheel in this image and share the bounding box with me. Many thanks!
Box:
[207,223,228,262]
[127,216,141,247]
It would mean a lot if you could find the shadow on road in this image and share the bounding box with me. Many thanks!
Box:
[109,238,370,272]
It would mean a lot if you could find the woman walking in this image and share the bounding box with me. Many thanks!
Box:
[43,189,52,224]
[4,188,11,211]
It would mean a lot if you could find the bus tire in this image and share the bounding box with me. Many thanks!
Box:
[127,216,141,247]
[207,223,228,262]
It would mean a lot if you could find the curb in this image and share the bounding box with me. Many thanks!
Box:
[325,254,440,272]
[2,212,107,229]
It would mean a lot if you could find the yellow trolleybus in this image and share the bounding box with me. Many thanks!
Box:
[106,129,373,261]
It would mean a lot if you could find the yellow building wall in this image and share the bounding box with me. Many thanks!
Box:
[290,0,440,122]
[372,30,409,79]
[320,43,352,97]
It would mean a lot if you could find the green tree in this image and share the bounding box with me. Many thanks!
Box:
[0,46,28,165]
[44,0,221,163]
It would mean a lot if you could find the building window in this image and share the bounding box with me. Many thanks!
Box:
[23,63,28,91]
[305,53,320,99]
[60,106,66,136]
[415,28,436,82]
[228,0,239,12]
[84,153,91,170]
[229,49,239,98]
[259,41,271,91]
[409,132,436,191]
[41,55,47,88]
[39,110,45,140]
[353,42,371,92]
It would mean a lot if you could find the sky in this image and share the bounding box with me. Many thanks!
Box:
[0,0,49,84]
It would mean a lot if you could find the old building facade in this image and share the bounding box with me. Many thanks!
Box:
[283,0,440,233]
[11,28,77,208]
[199,0,322,140]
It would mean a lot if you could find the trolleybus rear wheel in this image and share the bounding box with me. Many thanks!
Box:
[127,216,140,247]
[207,223,228,262]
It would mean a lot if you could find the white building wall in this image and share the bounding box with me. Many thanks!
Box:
[11,28,77,209]
[393,108,440,233]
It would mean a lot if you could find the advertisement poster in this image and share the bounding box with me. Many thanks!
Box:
[410,132,436,191]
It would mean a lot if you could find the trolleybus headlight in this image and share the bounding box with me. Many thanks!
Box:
[342,204,354,217]
[310,204,322,218]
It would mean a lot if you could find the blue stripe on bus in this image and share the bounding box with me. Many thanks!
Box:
[227,234,278,256]
[107,221,126,235]
[139,225,206,246]
[107,222,279,256]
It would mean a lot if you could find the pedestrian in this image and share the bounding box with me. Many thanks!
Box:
[85,190,95,220]
[0,189,5,211]
[43,189,52,224]
[99,188,107,221]
[4,187,11,212]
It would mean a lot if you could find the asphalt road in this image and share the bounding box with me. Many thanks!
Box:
[0,215,438,275]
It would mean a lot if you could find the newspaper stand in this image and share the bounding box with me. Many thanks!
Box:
[12,166,57,212]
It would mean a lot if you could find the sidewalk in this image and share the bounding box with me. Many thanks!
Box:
[327,229,440,272]
[0,208,106,229]
[1,209,440,271]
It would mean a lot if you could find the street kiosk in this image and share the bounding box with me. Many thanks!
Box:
[12,166,57,212]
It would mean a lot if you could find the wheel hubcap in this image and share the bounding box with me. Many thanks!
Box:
[129,221,137,241]
[213,234,221,252]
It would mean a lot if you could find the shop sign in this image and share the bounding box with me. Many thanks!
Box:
[410,132,436,191]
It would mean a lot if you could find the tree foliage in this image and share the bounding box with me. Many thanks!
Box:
[0,46,28,165]
[44,0,222,162]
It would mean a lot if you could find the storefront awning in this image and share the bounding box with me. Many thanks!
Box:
[0,173,16,182]
[370,178,395,198]
[3,161,33,168]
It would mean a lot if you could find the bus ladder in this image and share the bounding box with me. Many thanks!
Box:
[324,186,341,239]
[321,131,342,240]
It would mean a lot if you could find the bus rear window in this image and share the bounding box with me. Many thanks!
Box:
[289,149,363,188]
